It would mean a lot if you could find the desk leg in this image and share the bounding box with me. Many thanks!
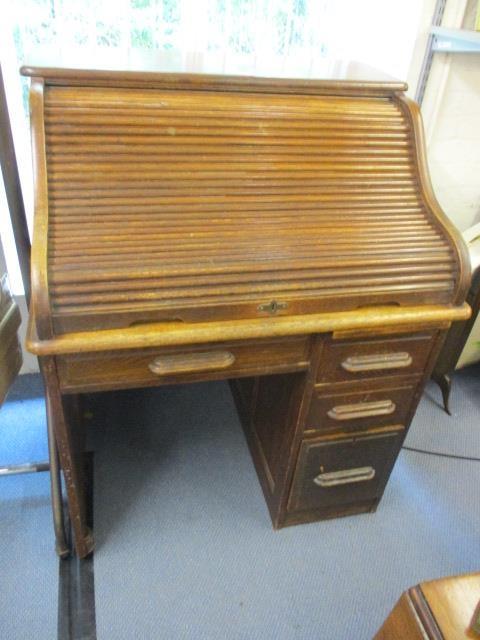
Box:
[45,397,70,558]
[432,372,452,416]
[41,356,94,559]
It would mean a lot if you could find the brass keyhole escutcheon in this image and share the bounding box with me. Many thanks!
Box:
[258,300,288,315]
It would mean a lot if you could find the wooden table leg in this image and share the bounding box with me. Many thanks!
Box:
[41,356,93,559]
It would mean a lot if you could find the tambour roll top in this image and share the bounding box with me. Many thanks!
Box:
[22,67,469,337]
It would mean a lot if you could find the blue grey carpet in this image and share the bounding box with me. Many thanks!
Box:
[405,364,480,457]
[0,367,479,639]
[90,367,480,640]
[0,375,57,640]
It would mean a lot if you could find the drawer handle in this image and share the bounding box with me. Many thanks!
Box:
[341,352,412,373]
[313,466,376,488]
[148,351,235,376]
[327,399,396,421]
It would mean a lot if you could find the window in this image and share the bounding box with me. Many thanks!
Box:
[1,0,424,294]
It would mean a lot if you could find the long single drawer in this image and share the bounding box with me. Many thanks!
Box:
[57,336,311,392]
[316,332,435,384]
[305,382,418,434]
[288,428,403,513]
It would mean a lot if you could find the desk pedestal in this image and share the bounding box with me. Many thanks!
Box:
[42,325,446,558]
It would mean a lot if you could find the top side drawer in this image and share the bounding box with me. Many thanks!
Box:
[57,336,311,393]
[316,332,436,384]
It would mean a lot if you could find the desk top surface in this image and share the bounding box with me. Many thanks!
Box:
[21,50,402,86]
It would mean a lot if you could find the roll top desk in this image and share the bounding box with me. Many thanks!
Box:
[22,66,470,558]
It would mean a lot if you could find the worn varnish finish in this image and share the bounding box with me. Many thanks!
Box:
[232,324,449,530]
[23,69,468,334]
[23,67,470,558]
[56,336,311,393]
[375,573,480,639]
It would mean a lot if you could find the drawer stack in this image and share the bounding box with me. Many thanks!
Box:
[285,331,438,524]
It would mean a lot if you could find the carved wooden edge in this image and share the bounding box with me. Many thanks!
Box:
[397,94,471,307]
[332,321,450,340]
[20,66,407,95]
[408,585,444,639]
[29,77,53,340]
[25,303,471,356]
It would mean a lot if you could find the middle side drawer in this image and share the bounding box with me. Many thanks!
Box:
[305,380,418,435]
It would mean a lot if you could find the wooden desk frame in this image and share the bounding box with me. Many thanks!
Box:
[22,68,471,558]
[27,304,469,558]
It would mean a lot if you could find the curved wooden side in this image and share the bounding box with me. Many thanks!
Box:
[26,303,470,356]
[397,94,471,306]
[29,78,53,339]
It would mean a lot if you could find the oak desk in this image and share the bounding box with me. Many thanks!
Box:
[23,67,470,558]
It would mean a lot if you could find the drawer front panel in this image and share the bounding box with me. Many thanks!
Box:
[316,333,435,384]
[305,383,417,434]
[57,336,311,392]
[288,429,403,513]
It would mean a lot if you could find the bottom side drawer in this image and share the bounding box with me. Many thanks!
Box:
[287,428,403,513]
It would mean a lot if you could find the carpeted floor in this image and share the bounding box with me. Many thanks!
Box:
[90,366,480,640]
[1,366,479,639]
[0,375,57,640]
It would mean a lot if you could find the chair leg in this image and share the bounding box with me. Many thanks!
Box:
[433,373,452,416]
[0,395,70,557]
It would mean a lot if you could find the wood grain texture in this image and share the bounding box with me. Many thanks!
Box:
[40,356,94,558]
[26,303,470,356]
[21,69,470,338]
[287,426,404,513]
[316,331,436,383]
[374,591,435,640]
[305,382,418,434]
[420,573,480,638]
[398,95,471,306]
[21,66,408,94]
[21,68,472,558]
[271,325,447,530]
[375,573,480,639]
[29,78,53,339]
[56,336,311,393]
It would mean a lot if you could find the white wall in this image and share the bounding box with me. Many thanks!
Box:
[423,0,480,231]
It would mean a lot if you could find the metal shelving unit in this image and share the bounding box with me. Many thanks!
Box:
[415,0,480,105]
[431,26,480,52]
